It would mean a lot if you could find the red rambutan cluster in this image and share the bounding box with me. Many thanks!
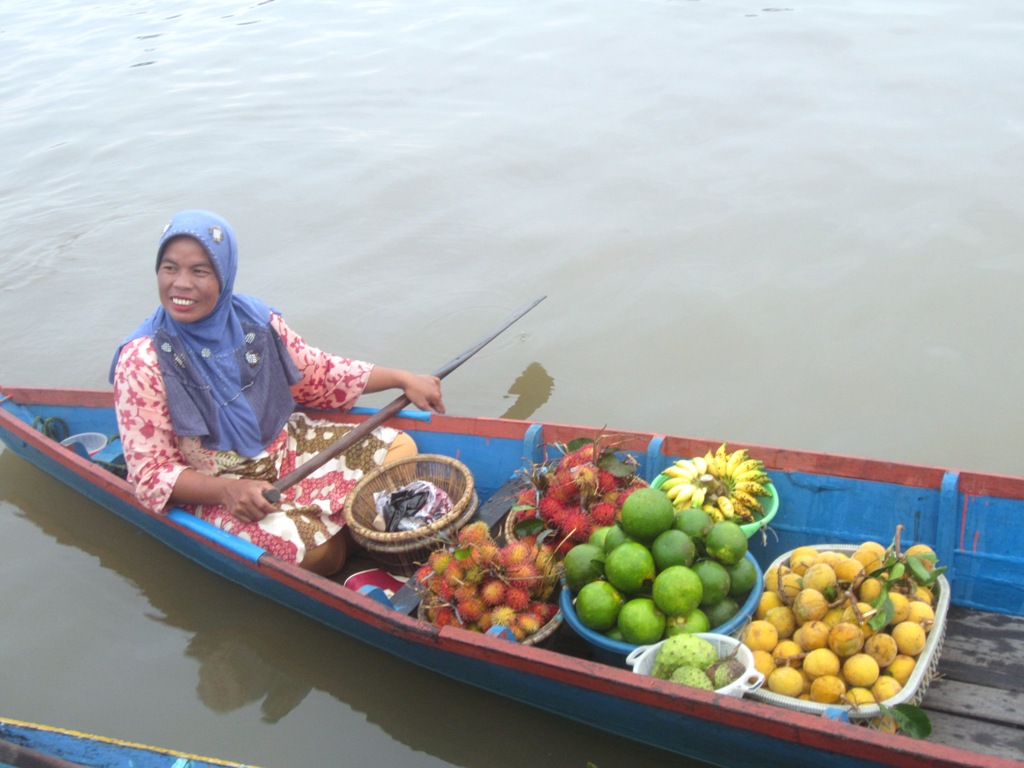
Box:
[509,438,648,556]
[414,520,560,642]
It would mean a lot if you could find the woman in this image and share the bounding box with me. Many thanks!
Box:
[110,210,445,576]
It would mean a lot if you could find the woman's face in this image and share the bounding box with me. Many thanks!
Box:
[157,236,221,322]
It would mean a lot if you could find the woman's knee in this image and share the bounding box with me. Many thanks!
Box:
[384,432,418,464]
[300,529,350,577]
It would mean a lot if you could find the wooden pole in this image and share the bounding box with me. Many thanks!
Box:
[263,296,545,503]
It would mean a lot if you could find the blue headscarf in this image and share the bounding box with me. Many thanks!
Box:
[111,210,301,457]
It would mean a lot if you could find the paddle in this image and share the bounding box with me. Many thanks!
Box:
[262,296,546,503]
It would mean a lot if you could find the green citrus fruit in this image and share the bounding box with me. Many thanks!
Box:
[705,520,749,566]
[619,487,676,544]
[651,565,704,616]
[604,541,657,595]
[674,507,713,544]
[692,559,732,608]
[665,608,711,636]
[650,529,697,571]
[589,525,614,551]
[574,580,623,632]
[705,596,741,629]
[726,556,758,598]
[563,543,606,593]
[602,525,634,554]
[617,597,666,645]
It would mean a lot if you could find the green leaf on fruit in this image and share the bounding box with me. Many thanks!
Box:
[597,451,635,478]
[869,592,894,631]
[881,703,932,739]
[565,438,594,453]
[889,562,905,581]
[513,517,548,537]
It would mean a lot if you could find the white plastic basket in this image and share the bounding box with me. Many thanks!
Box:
[60,432,107,457]
[626,632,765,698]
[746,543,950,723]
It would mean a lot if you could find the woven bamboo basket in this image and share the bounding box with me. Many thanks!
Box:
[343,454,477,575]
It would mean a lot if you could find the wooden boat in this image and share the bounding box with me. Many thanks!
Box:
[0,715,259,768]
[1,385,1022,768]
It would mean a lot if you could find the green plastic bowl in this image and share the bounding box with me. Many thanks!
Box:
[651,474,778,539]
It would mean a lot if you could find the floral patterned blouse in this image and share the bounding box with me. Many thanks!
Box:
[112,313,373,515]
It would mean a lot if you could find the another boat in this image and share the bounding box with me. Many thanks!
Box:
[1,386,1022,768]
[0,715,258,768]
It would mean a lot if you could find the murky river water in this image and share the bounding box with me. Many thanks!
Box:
[2,1,1023,766]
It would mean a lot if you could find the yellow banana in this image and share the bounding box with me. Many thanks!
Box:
[717,495,736,518]
[703,450,717,476]
[714,443,729,473]
[663,465,698,481]
[692,456,708,475]
[725,448,747,475]
[673,458,698,476]
[734,480,769,498]
[690,486,707,508]
[665,481,696,501]
[659,476,688,490]
[732,489,764,514]
[733,459,764,478]
[707,504,725,522]
[729,501,755,523]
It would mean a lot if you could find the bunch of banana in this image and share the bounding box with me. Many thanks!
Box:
[659,443,771,523]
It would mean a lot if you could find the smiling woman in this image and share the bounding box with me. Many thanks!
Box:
[158,237,221,321]
[108,210,445,576]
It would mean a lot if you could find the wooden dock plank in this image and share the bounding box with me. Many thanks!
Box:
[937,606,1024,694]
[924,677,1024,728]
[922,709,1024,762]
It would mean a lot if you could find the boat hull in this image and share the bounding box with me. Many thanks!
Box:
[2,386,1022,768]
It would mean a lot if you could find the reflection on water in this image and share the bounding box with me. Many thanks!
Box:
[499,361,555,420]
[187,630,311,723]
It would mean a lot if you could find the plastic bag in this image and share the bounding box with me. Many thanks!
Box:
[372,480,454,532]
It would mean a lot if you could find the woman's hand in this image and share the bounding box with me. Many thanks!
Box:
[170,469,278,523]
[220,478,280,523]
[364,366,446,414]
[401,373,446,414]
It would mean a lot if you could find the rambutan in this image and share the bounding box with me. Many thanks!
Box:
[561,508,593,543]
[597,469,619,494]
[530,601,559,624]
[430,605,459,628]
[515,612,542,638]
[443,558,466,585]
[414,563,434,584]
[471,541,502,569]
[515,487,538,507]
[506,563,542,593]
[453,583,478,605]
[571,464,599,496]
[500,540,533,569]
[433,578,456,603]
[537,495,568,523]
[457,521,491,547]
[559,444,597,470]
[503,585,532,612]
[544,472,580,506]
[428,549,452,576]
[457,595,486,624]
[490,605,517,628]
[480,577,507,607]
[461,562,486,586]
[589,501,618,528]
